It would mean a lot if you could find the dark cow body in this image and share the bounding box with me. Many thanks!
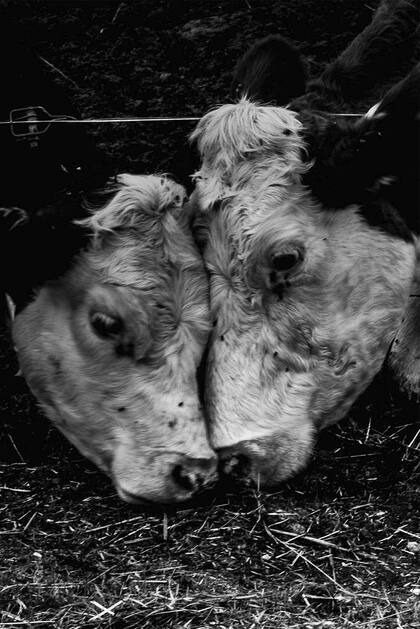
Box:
[231,0,420,235]
[297,65,420,236]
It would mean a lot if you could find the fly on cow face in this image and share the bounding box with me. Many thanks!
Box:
[191,99,417,487]
[12,175,217,505]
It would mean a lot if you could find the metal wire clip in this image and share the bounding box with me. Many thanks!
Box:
[9,105,76,138]
[6,106,201,139]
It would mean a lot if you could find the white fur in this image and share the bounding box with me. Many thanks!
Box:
[78,174,187,240]
[13,174,215,504]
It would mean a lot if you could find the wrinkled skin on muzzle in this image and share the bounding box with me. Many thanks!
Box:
[191,101,417,487]
[13,175,217,504]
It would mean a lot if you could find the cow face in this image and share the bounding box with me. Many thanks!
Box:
[191,100,417,486]
[13,175,217,504]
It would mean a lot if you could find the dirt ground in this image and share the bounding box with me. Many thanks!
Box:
[0,1,419,628]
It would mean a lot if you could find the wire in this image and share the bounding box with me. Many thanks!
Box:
[0,116,201,126]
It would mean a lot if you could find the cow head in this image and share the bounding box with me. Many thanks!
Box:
[190,0,420,486]
[12,175,217,504]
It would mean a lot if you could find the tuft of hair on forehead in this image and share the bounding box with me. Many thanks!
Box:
[190,98,308,209]
[191,98,304,171]
[77,174,187,240]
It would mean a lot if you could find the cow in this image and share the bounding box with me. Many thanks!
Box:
[9,174,218,505]
[190,0,420,487]
[0,31,217,505]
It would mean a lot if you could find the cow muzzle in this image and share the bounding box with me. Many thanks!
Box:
[114,453,219,505]
[217,429,315,487]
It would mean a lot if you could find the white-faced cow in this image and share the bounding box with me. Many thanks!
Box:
[0,33,217,505]
[9,174,217,504]
[190,0,420,486]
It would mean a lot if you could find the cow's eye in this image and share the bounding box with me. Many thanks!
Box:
[90,312,123,339]
[272,250,302,272]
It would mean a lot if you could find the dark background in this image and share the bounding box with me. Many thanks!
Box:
[1,0,377,174]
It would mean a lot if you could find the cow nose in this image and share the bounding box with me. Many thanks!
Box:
[171,456,218,494]
[114,452,218,505]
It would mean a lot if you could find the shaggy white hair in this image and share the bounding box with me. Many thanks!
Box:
[190,98,310,208]
[78,174,187,240]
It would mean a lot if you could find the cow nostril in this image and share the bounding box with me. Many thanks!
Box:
[171,458,218,494]
[220,451,251,481]
[172,464,195,492]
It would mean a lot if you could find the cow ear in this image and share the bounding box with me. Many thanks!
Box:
[385,245,420,398]
[231,35,307,105]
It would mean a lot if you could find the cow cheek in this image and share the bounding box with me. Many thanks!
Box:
[12,329,120,473]
[42,369,118,472]
[59,371,214,473]
[310,350,381,430]
[14,359,115,473]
